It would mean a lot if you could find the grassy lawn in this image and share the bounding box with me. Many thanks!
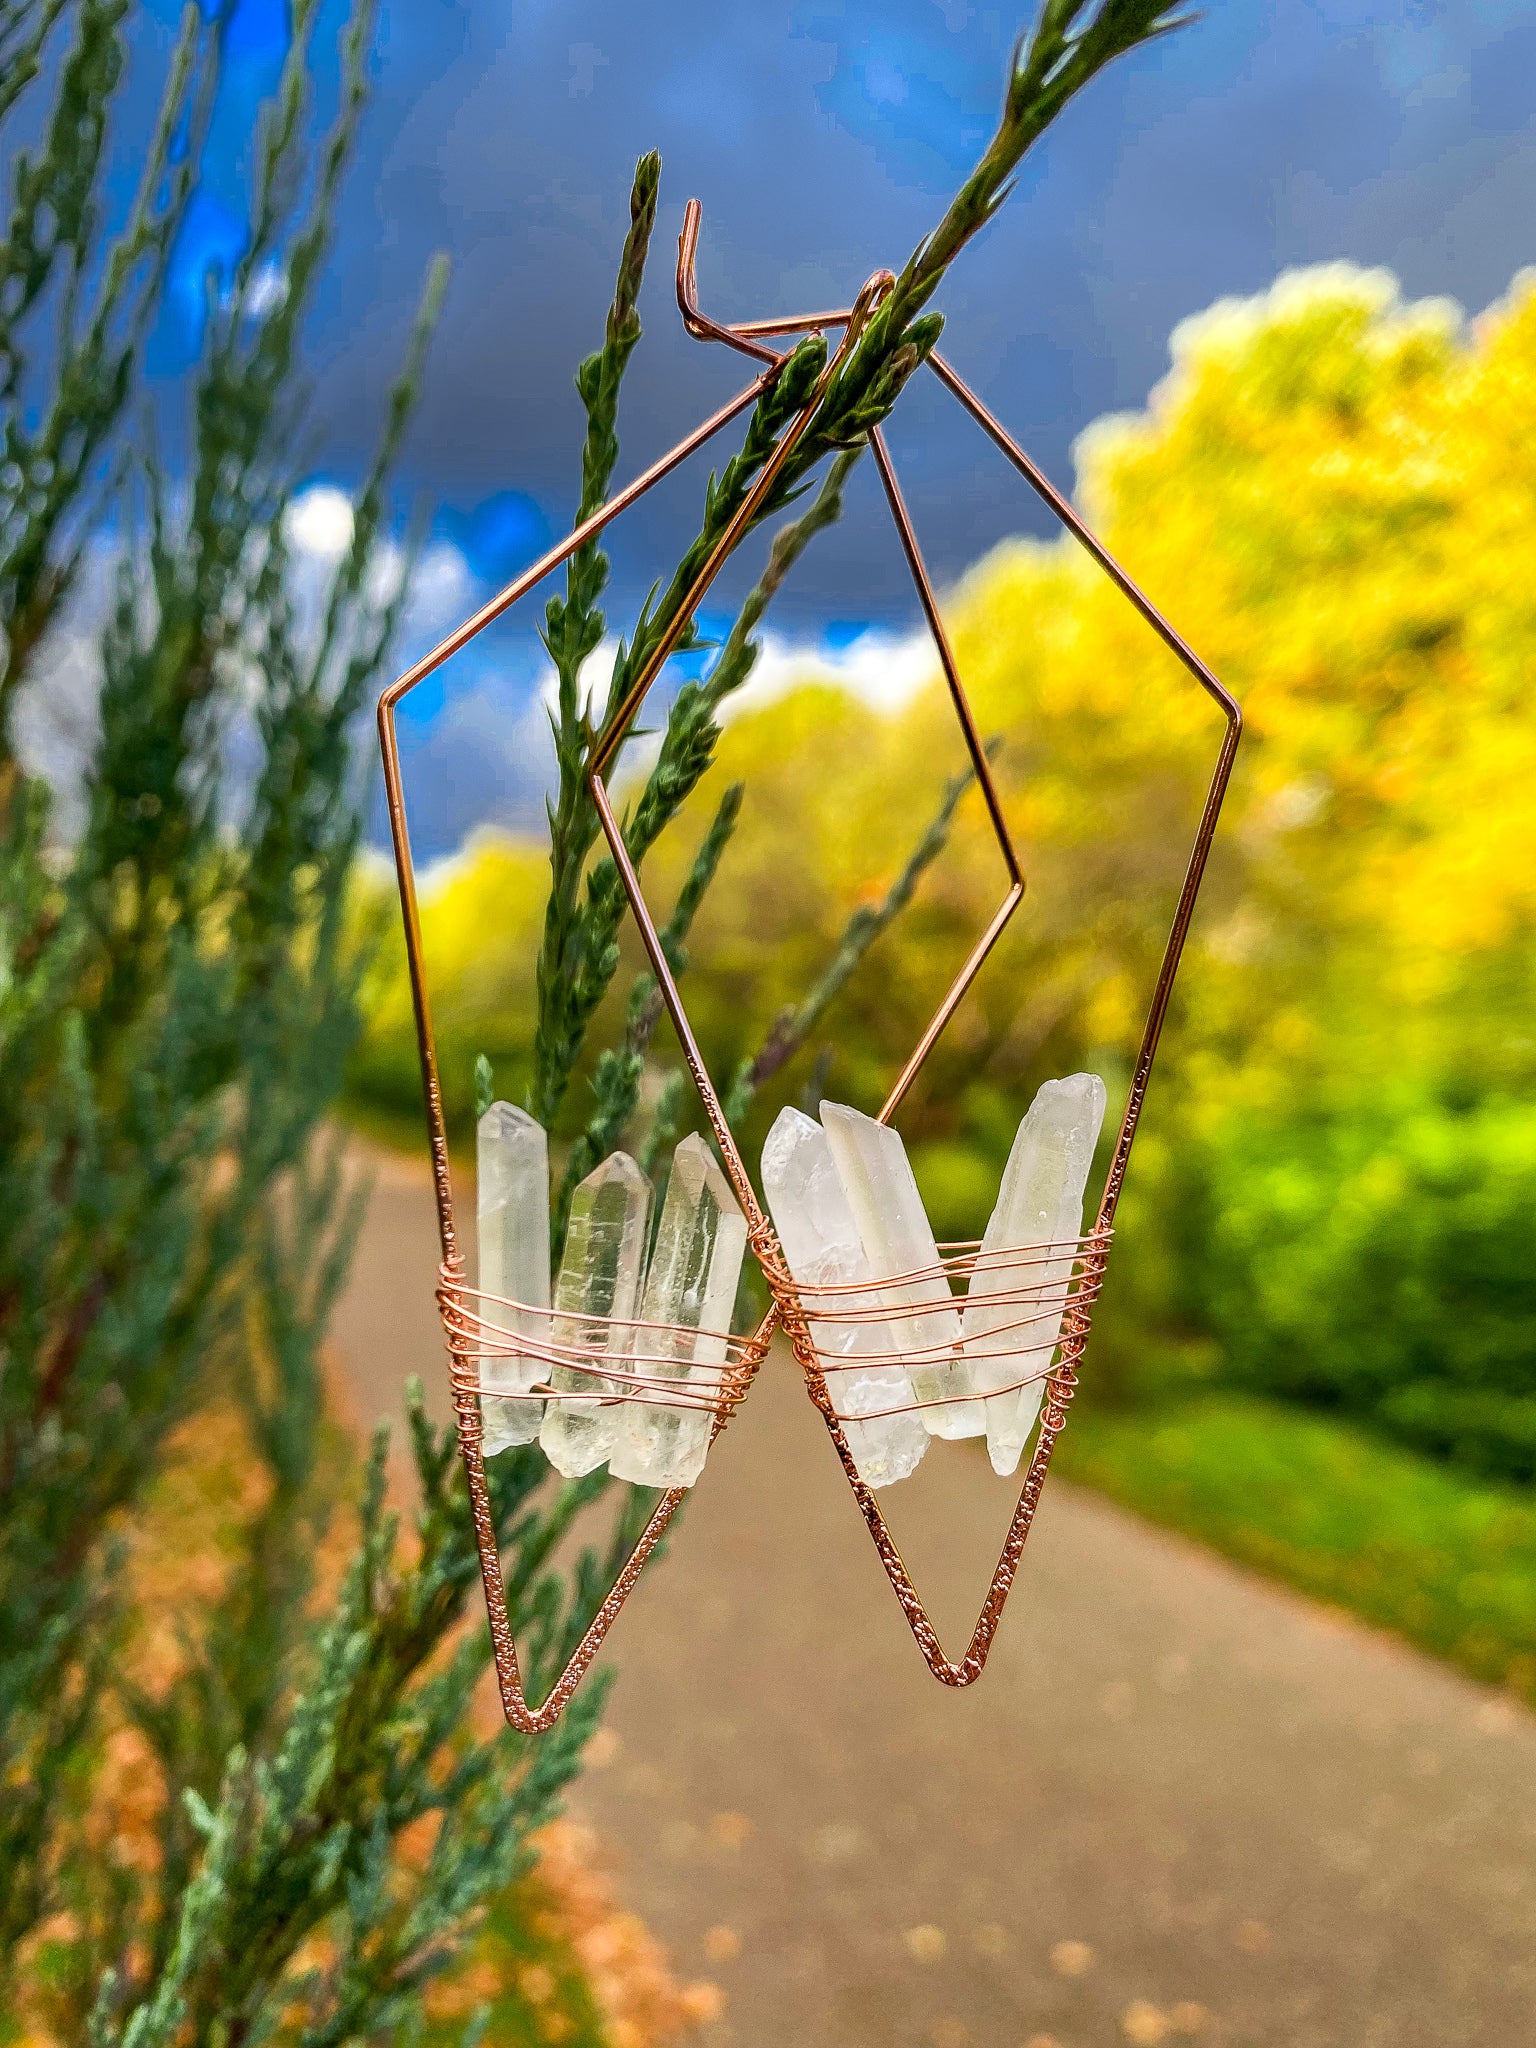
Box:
[1054,1390,1536,1706]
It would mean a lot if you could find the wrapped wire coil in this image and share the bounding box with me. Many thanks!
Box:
[436,1264,768,1447]
[759,1227,1111,1434]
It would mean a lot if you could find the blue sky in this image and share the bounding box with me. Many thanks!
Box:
[119,0,1536,851]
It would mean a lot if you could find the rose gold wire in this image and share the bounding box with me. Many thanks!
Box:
[585,263,896,1227]
[671,210,1242,1688]
[378,371,772,1277]
[787,1230,1109,1423]
[865,422,1023,1122]
[923,349,1244,1224]
[436,1275,763,1415]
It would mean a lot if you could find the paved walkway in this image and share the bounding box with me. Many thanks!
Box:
[333,1145,1536,2048]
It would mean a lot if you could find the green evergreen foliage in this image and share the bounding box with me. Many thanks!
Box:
[84,1409,641,2047]
[0,2,635,2033]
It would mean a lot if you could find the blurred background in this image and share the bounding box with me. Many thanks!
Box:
[4,4,1535,2047]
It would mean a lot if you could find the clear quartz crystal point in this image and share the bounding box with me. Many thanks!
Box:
[538,1151,653,1479]
[761,1108,929,1488]
[609,1134,748,1490]
[819,1101,980,1440]
[962,1073,1108,1477]
[475,1102,550,1452]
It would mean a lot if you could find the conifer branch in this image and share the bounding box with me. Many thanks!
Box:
[596,3,1191,762]
[547,449,859,1133]
[531,152,662,1130]
[553,781,743,1258]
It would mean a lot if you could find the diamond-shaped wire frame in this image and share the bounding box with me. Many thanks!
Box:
[377,376,785,1733]
[665,223,1242,1688]
[778,362,1242,1689]
[374,279,905,1733]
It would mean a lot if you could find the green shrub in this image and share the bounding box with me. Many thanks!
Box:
[0,5,624,2032]
[1197,1089,1536,1483]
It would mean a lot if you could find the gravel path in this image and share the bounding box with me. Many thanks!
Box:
[333,1145,1536,2048]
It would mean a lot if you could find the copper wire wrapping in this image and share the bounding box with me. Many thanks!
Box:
[376,196,1240,1730]
[436,1268,767,1429]
[778,1230,1112,1427]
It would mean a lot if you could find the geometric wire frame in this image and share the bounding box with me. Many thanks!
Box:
[377,201,1242,1732]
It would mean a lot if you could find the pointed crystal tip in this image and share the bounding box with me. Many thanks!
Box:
[478,1098,541,1136]
[668,1131,742,1217]
[761,1105,930,1490]
[475,1100,550,1452]
[589,1149,652,1197]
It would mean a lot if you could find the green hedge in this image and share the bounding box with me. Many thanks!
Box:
[1188,1091,1536,1485]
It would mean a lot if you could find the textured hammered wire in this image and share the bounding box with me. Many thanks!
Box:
[375,198,1242,1728]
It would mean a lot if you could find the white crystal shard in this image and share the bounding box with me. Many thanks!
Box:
[475,1102,550,1452]
[819,1101,980,1440]
[538,1151,653,1478]
[609,1134,748,1489]
[761,1108,929,1487]
[962,1073,1108,1476]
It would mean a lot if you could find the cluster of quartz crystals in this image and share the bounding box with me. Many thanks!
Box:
[760,1075,1106,1485]
[474,1107,748,1488]
[474,1071,1105,1492]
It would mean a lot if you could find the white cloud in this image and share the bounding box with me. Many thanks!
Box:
[722,624,938,720]
[12,537,118,838]
[284,484,355,561]
[498,623,940,816]
[395,539,478,652]
[283,511,476,696]
[528,622,939,742]
[13,503,485,847]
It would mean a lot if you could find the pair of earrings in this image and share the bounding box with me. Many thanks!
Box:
[378,203,1240,1733]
